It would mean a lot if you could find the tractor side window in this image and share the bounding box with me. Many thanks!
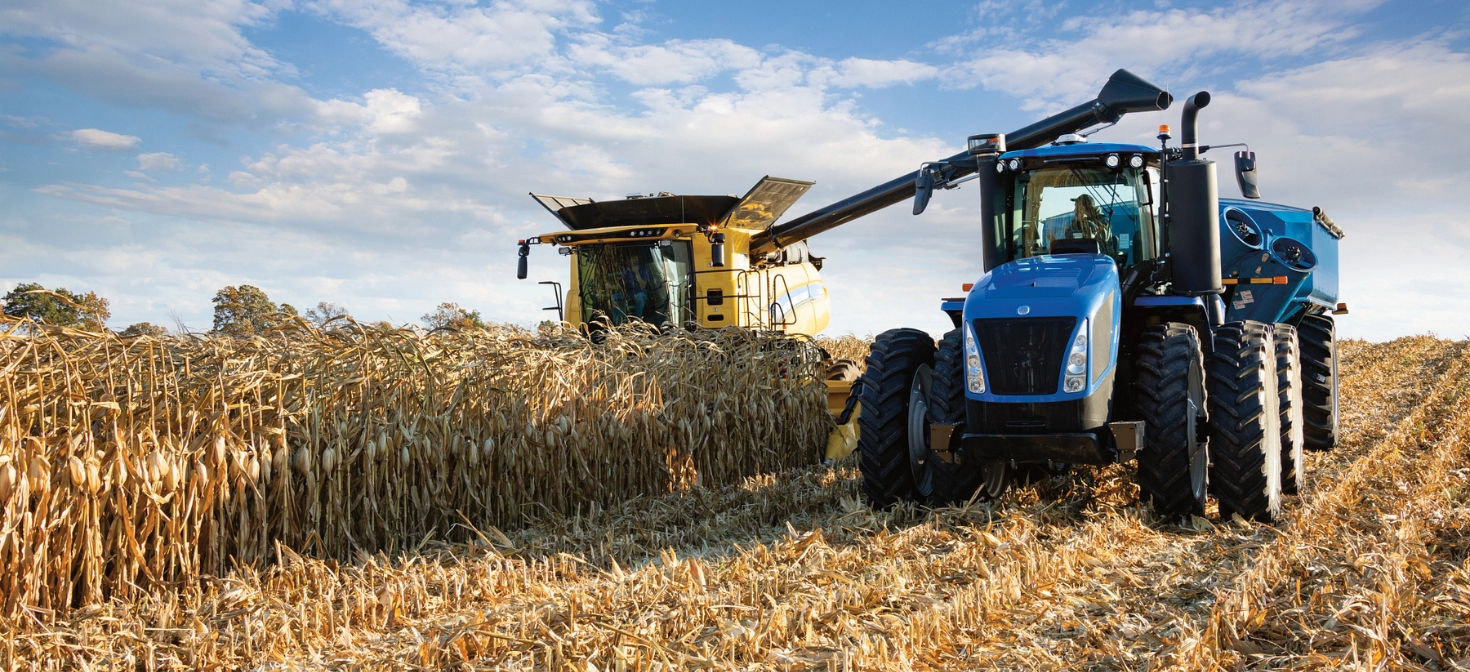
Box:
[1011,165,1156,267]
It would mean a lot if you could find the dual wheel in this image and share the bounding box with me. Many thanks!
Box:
[857,328,1007,507]
[859,316,1339,520]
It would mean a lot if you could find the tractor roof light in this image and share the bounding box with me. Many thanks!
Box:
[996,161,1007,173]
[1129,154,1145,168]
[1105,154,1121,169]
[1007,158,1021,171]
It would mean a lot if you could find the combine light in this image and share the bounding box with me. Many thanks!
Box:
[1063,319,1088,394]
[963,321,986,395]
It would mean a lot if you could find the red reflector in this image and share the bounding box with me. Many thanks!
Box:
[962,283,974,291]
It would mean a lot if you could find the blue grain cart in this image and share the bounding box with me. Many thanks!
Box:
[752,70,1346,520]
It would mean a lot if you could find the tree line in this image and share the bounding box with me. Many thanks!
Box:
[1,282,488,336]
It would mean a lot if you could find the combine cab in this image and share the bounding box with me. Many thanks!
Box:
[517,177,865,459]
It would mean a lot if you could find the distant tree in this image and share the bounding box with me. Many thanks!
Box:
[119,322,168,338]
[304,301,351,326]
[211,285,287,337]
[2,282,110,330]
[421,302,485,331]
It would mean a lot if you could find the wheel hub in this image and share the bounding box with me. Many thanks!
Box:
[908,365,934,497]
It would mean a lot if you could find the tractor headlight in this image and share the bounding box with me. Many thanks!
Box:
[1128,154,1145,169]
[1105,154,1120,169]
[1007,158,1021,171]
[964,321,986,394]
[1063,318,1088,393]
[995,161,1007,173]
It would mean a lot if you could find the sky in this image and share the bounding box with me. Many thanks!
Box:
[1,0,1467,341]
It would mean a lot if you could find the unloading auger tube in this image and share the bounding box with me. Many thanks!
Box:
[749,68,1174,256]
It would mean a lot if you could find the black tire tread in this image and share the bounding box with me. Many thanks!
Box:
[1298,314,1338,452]
[858,328,935,507]
[928,328,996,505]
[1208,321,1283,522]
[1133,323,1208,518]
[1275,323,1306,495]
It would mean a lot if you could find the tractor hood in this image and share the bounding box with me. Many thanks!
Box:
[972,255,1111,300]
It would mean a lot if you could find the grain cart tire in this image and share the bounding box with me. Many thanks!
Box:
[825,359,862,382]
[859,328,936,507]
[1274,323,1306,495]
[1133,323,1209,518]
[1298,314,1339,452]
[1208,321,1283,523]
[927,328,1009,506]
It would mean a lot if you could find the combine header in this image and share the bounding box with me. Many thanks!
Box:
[516,178,864,458]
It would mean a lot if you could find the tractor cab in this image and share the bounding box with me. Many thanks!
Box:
[989,141,1164,271]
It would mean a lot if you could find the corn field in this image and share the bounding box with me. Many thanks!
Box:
[0,319,829,614]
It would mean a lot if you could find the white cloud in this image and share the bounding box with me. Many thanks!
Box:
[569,37,762,85]
[820,58,939,89]
[317,0,599,70]
[70,128,140,149]
[364,89,423,134]
[136,152,181,171]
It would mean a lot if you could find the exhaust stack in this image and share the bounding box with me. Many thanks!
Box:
[1167,92,1223,297]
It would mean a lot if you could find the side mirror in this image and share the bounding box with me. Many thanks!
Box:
[516,242,530,279]
[1234,151,1261,199]
[709,233,726,267]
[913,166,935,215]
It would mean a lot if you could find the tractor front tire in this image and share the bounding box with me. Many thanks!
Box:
[858,328,936,507]
[1275,323,1306,495]
[928,328,1009,506]
[1298,314,1339,452]
[1133,323,1209,519]
[1208,321,1283,522]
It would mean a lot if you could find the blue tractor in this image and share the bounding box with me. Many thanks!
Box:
[751,70,1346,520]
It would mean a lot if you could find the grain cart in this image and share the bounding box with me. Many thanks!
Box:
[515,177,865,459]
[745,69,1346,520]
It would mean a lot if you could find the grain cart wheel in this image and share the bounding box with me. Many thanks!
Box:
[1208,321,1283,522]
[858,328,936,507]
[1133,323,1209,518]
[1298,314,1339,452]
[1274,323,1306,495]
[927,328,1009,505]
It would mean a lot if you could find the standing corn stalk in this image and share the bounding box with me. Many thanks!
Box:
[0,317,828,612]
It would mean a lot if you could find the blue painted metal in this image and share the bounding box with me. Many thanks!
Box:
[962,254,1121,404]
[1219,199,1340,321]
[999,142,1161,160]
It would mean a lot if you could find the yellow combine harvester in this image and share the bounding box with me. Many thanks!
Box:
[516,176,862,459]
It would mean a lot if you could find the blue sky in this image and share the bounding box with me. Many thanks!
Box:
[2,0,1468,340]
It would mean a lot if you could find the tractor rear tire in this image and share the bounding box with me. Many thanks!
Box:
[928,328,1009,505]
[1275,323,1306,495]
[1208,321,1283,522]
[1298,314,1339,452]
[1133,323,1209,519]
[858,328,936,507]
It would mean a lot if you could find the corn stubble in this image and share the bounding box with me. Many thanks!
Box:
[3,325,1469,670]
[0,318,828,618]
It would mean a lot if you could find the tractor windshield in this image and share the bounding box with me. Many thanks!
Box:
[575,241,693,327]
[1008,165,1158,266]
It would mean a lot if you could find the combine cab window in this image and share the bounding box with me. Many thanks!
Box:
[1008,165,1157,267]
[576,241,692,327]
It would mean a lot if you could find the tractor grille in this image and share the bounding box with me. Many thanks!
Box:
[974,316,1077,395]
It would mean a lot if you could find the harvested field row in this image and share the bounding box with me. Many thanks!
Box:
[0,320,828,615]
[2,335,1465,670]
